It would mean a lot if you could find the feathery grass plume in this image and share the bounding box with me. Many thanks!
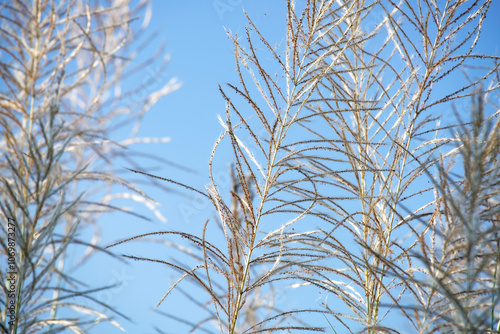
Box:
[285,0,500,332]
[0,0,179,333]
[106,1,366,332]
[405,88,500,334]
[108,0,499,333]
[108,164,324,333]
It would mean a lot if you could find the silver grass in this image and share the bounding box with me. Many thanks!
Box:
[109,0,500,333]
[0,0,178,333]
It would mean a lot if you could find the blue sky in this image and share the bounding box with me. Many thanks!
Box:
[83,1,500,333]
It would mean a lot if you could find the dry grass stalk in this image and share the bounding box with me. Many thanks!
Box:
[0,0,178,333]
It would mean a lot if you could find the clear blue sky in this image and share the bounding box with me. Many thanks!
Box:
[82,1,500,333]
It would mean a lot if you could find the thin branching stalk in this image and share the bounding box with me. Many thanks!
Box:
[0,0,179,332]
